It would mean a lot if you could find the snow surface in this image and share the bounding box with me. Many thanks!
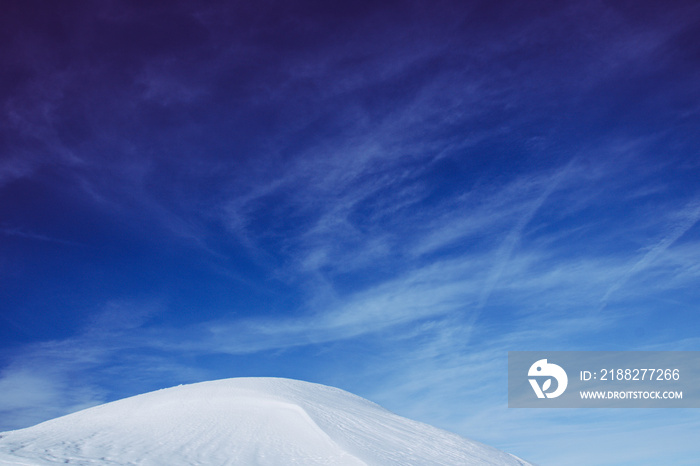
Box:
[0,377,531,465]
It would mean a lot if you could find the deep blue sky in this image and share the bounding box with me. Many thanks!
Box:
[2,1,700,464]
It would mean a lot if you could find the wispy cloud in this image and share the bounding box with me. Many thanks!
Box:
[599,199,700,309]
[0,225,84,247]
[0,299,204,431]
[474,162,575,312]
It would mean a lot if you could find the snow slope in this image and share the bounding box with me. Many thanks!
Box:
[0,377,531,465]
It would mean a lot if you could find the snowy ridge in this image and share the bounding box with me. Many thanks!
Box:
[0,378,531,465]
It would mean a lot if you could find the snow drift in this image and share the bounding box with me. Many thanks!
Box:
[0,377,530,465]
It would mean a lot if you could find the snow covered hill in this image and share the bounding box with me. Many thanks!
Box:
[0,377,531,465]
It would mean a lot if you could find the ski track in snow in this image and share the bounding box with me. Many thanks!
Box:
[0,378,531,465]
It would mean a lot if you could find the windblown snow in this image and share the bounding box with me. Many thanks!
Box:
[0,377,530,465]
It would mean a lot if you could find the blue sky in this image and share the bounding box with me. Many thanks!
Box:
[1,1,700,464]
